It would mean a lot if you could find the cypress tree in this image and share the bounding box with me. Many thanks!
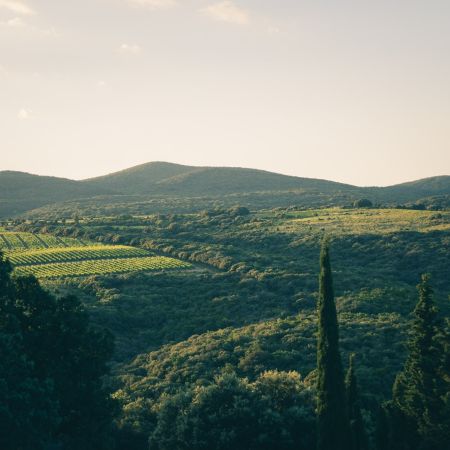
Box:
[374,405,390,450]
[346,354,368,450]
[392,274,446,450]
[316,240,350,450]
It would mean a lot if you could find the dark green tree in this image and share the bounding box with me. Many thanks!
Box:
[374,405,389,450]
[149,371,316,450]
[316,241,350,450]
[345,354,368,450]
[353,199,373,208]
[0,251,116,450]
[391,274,448,450]
[0,252,59,450]
[439,317,450,443]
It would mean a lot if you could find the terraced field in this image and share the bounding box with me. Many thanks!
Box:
[1,231,190,278]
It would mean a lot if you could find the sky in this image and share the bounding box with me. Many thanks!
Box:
[1,0,449,186]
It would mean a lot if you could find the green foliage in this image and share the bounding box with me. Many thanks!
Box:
[55,270,303,362]
[0,252,58,450]
[29,208,450,296]
[353,199,373,208]
[2,205,448,449]
[346,355,369,450]
[111,310,406,449]
[316,242,350,450]
[148,371,316,450]
[0,252,116,450]
[388,275,449,450]
[0,330,58,450]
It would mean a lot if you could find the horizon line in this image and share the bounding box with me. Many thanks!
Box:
[0,161,448,189]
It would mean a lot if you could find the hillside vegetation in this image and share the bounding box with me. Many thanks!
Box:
[20,207,448,364]
[2,204,449,450]
[0,171,112,217]
[2,162,449,217]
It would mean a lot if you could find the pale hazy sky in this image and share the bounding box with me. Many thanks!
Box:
[1,0,449,186]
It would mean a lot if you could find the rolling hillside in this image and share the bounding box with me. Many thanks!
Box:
[1,162,449,217]
[83,162,357,195]
[0,171,112,217]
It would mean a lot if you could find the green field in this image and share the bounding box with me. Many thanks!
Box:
[8,245,151,266]
[1,231,190,278]
[14,256,190,279]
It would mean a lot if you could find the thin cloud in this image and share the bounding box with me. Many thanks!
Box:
[267,25,280,35]
[201,1,249,25]
[126,0,177,9]
[5,16,25,27]
[0,0,35,15]
[18,108,32,120]
[0,65,9,79]
[1,17,58,37]
[118,43,142,55]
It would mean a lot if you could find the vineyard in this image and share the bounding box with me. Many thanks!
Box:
[1,231,190,278]
[14,256,190,279]
[0,231,86,251]
[9,245,151,266]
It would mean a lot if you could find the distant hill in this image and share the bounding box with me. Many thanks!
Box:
[0,171,112,217]
[83,162,198,194]
[0,162,449,217]
[83,162,357,196]
[374,176,450,202]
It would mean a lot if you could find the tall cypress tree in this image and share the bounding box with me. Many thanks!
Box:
[375,405,390,450]
[316,240,350,450]
[346,354,368,450]
[392,274,447,450]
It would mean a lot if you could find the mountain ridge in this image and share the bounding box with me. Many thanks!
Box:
[2,161,448,189]
[1,162,449,217]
